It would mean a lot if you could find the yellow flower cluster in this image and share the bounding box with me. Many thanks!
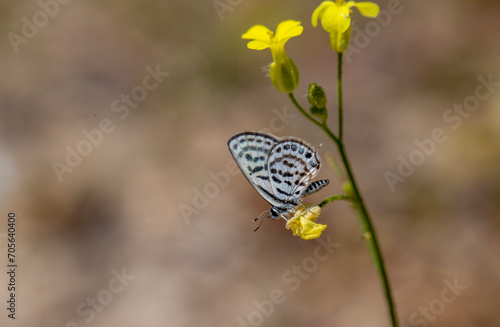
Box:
[286,205,327,240]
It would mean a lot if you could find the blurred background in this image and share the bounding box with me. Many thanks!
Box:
[0,0,499,326]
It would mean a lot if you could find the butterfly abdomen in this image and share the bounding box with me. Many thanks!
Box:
[303,179,330,196]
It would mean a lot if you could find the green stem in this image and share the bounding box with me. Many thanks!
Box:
[287,53,398,326]
[333,52,397,327]
[337,52,343,141]
[318,195,351,208]
[336,141,398,327]
[288,94,339,144]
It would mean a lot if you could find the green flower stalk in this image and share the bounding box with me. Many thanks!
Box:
[241,10,398,327]
[312,0,380,52]
[242,20,302,93]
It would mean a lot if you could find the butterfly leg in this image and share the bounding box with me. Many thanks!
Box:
[294,199,316,218]
[296,198,307,210]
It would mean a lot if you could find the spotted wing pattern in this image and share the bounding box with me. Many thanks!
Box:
[227,132,281,207]
[228,131,329,217]
[267,138,322,206]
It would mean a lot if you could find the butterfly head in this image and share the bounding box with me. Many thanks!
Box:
[269,207,281,219]
[269,206,295,220]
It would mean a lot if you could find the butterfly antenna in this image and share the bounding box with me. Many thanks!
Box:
[253,210,268,232]
[253,215,265,232]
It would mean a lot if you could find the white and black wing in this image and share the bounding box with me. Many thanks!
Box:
[227,132,282,208]
[228,132,330,217]
[267,138,322,206]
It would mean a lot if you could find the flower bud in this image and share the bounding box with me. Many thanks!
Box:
[308,83,328,122]
[270,56,299,93]
[308,83,327,108]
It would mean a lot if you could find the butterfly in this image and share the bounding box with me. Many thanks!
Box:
[228,131,329,221]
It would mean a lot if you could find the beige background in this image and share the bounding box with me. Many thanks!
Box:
[0,0,499,326]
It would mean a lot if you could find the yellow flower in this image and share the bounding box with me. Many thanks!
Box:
[286,205,327,240]
[312,0,379,52]
[242,20,303,93]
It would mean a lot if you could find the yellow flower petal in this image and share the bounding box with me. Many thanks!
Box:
[352,2,380,18]
[312,1,334,28]
[301,220,327,240]
[246,40,271,50]
[242,25,273,42]
[321,4,351,34]
[275,20,303,44]
[286,205,327,240]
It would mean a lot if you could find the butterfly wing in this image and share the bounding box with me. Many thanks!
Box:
[228,132,283,208]
[267,138,322,206]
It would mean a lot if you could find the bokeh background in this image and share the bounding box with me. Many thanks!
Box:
[0,0,499,326]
